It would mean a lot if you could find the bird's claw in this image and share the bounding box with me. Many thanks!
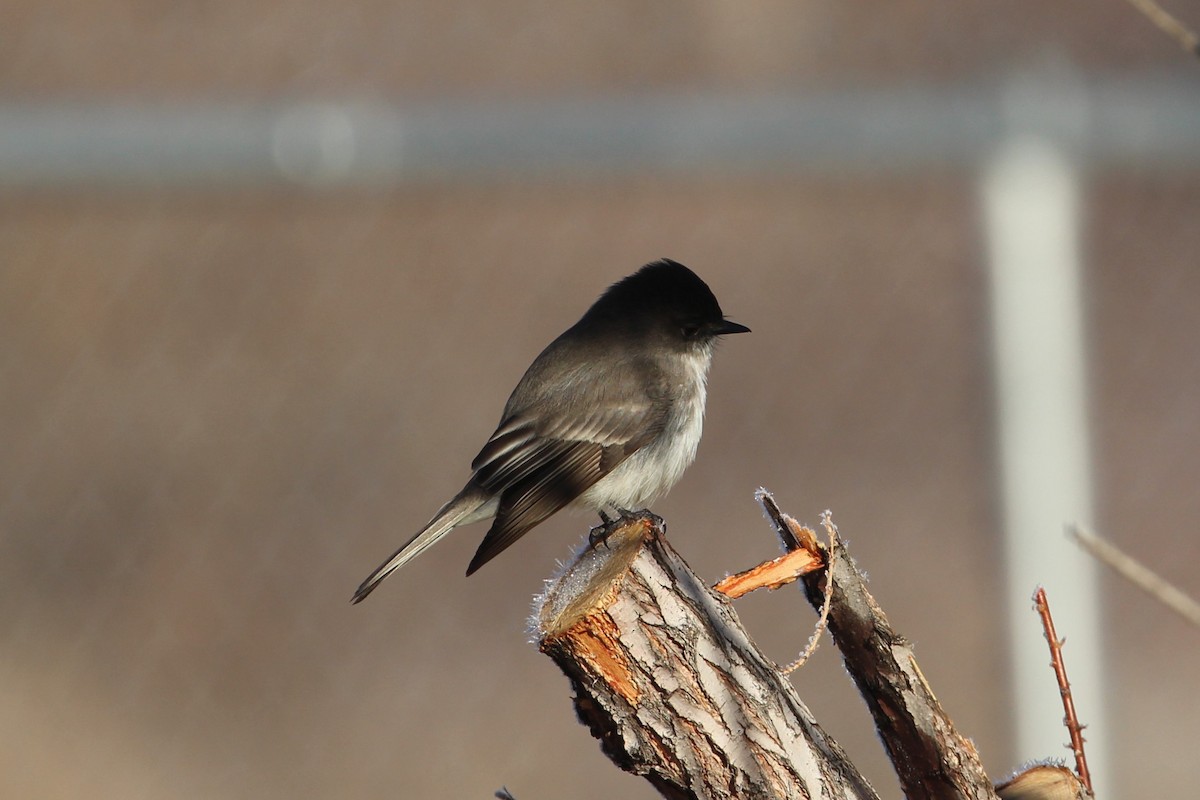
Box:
[588,507,656,552]
[588,521,614,551]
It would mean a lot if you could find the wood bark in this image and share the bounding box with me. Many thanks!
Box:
[534,511,879,800]
[792,521,998,800]
[532,504,1094,800]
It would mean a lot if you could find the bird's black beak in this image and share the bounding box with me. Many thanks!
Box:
[712,319,751,335]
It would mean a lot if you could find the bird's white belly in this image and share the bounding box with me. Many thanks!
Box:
[578,349,709,510]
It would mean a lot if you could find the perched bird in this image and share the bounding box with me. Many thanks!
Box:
[352,258,748,603]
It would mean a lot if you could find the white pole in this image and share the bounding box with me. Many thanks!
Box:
[982,137,1110,797]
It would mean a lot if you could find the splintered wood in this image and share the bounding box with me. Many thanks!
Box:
[712,547,823,599]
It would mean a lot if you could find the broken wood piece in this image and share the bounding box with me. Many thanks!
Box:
[713,546,824,599]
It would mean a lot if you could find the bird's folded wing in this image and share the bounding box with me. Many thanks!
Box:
[465,398,665,575]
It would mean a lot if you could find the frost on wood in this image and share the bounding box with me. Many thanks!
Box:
[534,512,878,800]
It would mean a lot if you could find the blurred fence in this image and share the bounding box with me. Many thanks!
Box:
[1,72,1199,189]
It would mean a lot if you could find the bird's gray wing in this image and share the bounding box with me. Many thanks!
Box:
[464,364,666,575]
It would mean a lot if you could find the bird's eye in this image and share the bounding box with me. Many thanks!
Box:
[680,323,701,339]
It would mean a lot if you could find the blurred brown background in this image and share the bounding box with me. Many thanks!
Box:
[3,3,1200,799]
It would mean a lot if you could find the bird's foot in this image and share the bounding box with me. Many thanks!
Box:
[588,520,614,551]
[588,507,629,550]
[589,509,616,550]
[588,507,661,551]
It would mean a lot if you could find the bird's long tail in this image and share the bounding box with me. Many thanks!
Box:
[351,487,493,603]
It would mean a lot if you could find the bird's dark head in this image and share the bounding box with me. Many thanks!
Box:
[583,259,750,348]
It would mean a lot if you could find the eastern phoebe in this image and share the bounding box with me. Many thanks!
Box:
[352,258,748,603]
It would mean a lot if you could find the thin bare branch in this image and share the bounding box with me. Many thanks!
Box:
[1032,587,1093,794]
[1069,524,1200,628]
[1120,0,1200,58]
